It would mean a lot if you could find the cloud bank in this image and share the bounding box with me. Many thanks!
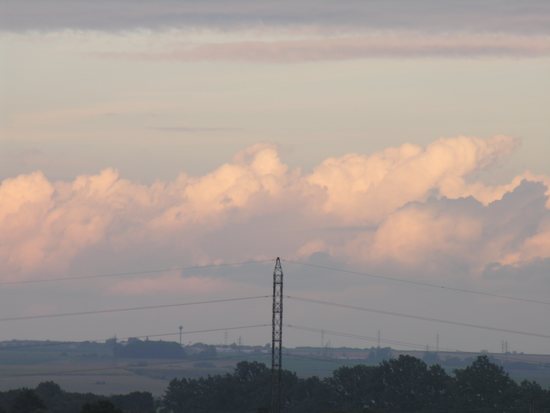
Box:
[3,2,550,60]
[2,0,549,34]
[101,32,550,62]
[1,136,549,289]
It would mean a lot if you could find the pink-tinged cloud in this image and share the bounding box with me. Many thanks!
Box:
[0,138,549,286]
[349,206,484,268]
[500,218,550,266]
[307,136,518,224]
[102,32,550,62]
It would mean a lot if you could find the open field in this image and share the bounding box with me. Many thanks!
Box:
[0,357,233,395]
[1,344,549,396]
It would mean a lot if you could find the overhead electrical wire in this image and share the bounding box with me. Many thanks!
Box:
[1,256,548,371]
[287,295,550,339]
[0,325,274,378]
[2,323,547,378]
[287,324,548,364]
[0,296,270,323]
[283,259,550,306]
[4,257,547,310]
[0,323,271,352]
[285,324,550,369]
[286,324,456,352]
[0,259,274,286]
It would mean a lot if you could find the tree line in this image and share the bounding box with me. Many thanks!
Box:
[162,355,550,413]
[0,381,153,413]
[1,355,549,412]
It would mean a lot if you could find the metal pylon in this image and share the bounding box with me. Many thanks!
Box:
[271,257,284,413]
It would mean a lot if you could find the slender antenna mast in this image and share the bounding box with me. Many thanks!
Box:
[271,257,284,413]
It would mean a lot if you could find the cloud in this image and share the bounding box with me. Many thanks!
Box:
[307,136,518,224]
[9,101,173,127]
[147,126,241,133]
[96,32,550,62]
[1,138,549,289]
[338,181,549,275]
[2,0,549,35]
[500,218,550,265]
[3,2,550,61]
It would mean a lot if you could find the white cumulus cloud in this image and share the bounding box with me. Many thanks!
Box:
[1,137,549,289]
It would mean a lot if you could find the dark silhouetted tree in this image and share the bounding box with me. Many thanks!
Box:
[10,389,46,413]
[285,376,334,413]
[377,355,435,411]
[110,392,155,413]
[329,364,380,411]
[511,380,550,412]
[453,355,518,412]
[81,400,123,413]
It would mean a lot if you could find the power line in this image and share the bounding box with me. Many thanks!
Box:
[285,324,550,369]
[287,295,550,339]
[0,324,271,352]
[286,324,457,352]
[0,324,274,379]
[289,324,550,366]
[142,324,271,341]
[283,260,550,306]
[6,323,548,369]
[0,259,274,286]
[1,327,548,379]
[0,296,270,323]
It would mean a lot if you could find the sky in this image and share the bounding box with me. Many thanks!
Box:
[0,1,549,355]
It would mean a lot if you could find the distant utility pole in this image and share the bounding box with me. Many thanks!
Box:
[271,257,284,413]
[377,329,381,348]
[501,340,509,354]
[179,326,183,346]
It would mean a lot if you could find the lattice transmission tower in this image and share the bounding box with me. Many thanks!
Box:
[271,257,284,413]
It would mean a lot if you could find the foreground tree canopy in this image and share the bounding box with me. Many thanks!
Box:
[0,383,154,413]
[0,356,548,413]
[161,356,550,413]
